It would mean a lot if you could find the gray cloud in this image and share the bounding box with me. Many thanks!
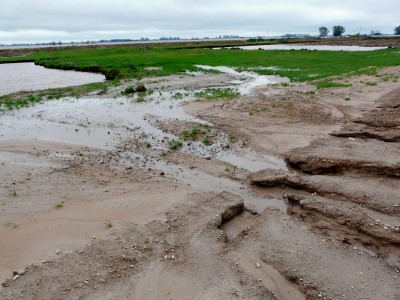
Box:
[0,0,399,43]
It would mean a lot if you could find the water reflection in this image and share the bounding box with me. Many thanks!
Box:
[0,62,105,96]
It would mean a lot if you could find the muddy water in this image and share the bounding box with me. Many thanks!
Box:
[0,62,105,96]
[0,65,289,211]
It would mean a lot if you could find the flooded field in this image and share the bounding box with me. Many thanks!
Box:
[0,62,105,96]
[1,50,399,299]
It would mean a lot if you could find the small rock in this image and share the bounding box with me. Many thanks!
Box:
[18,269,25,276]
[256,262,261,268]
[13,275,20,281]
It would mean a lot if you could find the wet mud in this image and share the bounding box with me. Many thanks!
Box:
[1,60,400,299]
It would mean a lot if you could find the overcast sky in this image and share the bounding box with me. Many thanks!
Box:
[1,0,399,44]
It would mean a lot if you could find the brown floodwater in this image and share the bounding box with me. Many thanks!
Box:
[0,62,105,96]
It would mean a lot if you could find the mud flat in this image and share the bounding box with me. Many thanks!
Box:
[1,60,400,299]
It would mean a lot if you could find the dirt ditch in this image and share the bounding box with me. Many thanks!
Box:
[0,58,399,299]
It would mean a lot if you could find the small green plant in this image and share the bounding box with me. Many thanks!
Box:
[181,127,209,141]
[169,139,183,150]
[224,167,231,173]
[5,221,18,228]
[172,92,184,100]
[202,138,211,145]
[122,84,146,95]
[9,188,17,197]
[104,221,113,229]
[123,86,135,95]
[344,96,351,101]
[54,202,64,209]
[364,82,377,86]
[146,142,151,148]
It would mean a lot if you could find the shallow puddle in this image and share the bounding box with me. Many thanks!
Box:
[220,211,255,240]
[195,64,288,94]
[0,62,105,96]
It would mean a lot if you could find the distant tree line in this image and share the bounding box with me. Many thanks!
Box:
[319,25,400,36]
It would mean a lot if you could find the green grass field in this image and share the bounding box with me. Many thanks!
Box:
[1,44,399,82]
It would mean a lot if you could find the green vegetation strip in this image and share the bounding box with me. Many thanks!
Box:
[1,46,399,83]
[1,44,399,111]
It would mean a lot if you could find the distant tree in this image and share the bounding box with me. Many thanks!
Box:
[332,25,346,37]
[395,26,400,35]
[319,27,329,37]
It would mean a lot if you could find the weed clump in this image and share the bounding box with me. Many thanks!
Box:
[202,138,211,145]
[181,127,209,141]
[169,139,183,150]
[8,188,17,197]
[104,221,113,229]
[54,202,64,209]
[122,84,147,95]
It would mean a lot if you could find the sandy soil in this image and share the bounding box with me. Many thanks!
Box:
[1,53,400,299]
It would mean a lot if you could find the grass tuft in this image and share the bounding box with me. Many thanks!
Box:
[169,139,183,150]
[104,221,113,229]
[54,202,64,209]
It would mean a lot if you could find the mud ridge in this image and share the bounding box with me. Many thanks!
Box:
[249,170,400,262]
[286,156,400,177]
[330,131,400,143]
[249,169,400,215]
